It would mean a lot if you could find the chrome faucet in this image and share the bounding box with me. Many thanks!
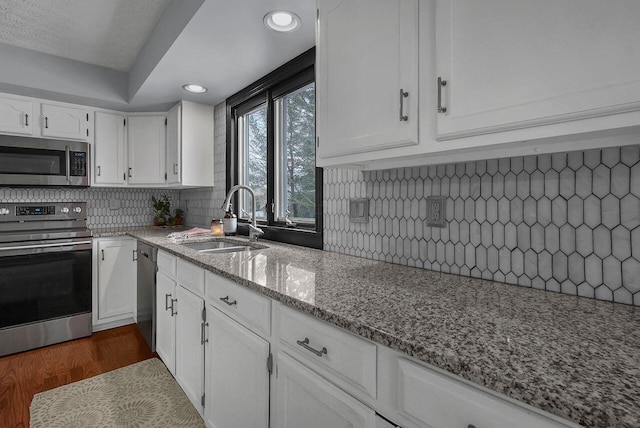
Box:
[222,185,264,242]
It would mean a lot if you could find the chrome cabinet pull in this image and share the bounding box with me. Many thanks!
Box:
[201,322,209,345]
[97,165,101,176]
[132,249,137,261]
[25,113,29,126]
[437,76,448,113]
[45,116,49,128]
[165,293,172,311]
[171,298,177,316]
[128,167,132,178]
[173,163,178,174]
[101,249,104,260]
[220,296,237,306]
[399,89,409,121]
[296,337,327,357]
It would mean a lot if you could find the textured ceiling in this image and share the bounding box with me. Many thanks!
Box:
[0,0,171,72]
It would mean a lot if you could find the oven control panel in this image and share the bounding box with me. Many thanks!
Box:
[17,206,57,216]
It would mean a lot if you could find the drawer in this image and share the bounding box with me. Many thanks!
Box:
[205,271,271,337]
[396,358,572,428]
[278,305,377,399]
[157,250,176,278]
[176,258,205,297]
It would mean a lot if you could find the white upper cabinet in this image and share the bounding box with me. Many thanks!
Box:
[435,0,640,140]
[94,112,127,186]
[316,0,419,161]
[127,115,166,185]
[0,96,33,136]
[165,101,214,187]
[41,103,89,140]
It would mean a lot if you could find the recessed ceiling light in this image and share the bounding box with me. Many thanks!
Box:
[264,11,301,32]
[182,84,208,93]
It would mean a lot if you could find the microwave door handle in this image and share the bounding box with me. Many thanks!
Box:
[65,146,71,183]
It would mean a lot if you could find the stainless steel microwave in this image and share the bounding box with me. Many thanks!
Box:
[0,135,89,187]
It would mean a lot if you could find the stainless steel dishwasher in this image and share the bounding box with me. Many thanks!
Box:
[136,241,157,351]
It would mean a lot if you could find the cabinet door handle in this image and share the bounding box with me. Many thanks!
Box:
[25,113,29,127]
[97,165,101,176]
[296,337,327,357]
[468,425,476,428]
[45,116,49,128]
[437,76,448,113]
[165,293,172,311]
[101,249,105,261]
[132,249,137,261]
[128,167,132,178]
[173,163,178,174]
[399,89,409,121]
[201,322,209,345]
[170,298,178,316]
[219,296,237,306]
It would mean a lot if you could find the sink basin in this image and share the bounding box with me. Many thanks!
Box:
[180,240,260,254]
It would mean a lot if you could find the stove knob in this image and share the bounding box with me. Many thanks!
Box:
[73,207,82,214]
[60,207,70,214]
[0,208,10,215]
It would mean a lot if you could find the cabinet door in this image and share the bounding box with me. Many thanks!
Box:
[127,115,166,184]
[94,112,127,186]
[41,104,88,140]
[156,271,176,375]
[274,352,376,428]
[96,239,136,321]
[435,0,640,139]
[204,306,269,428]
[317,0,418,159]
[0,97,33,135]
[175,285,205,414]
[165,104,181,185]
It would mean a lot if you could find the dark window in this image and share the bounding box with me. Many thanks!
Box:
[226,48,322,249]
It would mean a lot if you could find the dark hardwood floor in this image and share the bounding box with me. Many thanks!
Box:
[0,324,155,428]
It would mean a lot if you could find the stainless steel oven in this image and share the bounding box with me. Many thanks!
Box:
[0,135,89,186]
[0,202,92,357]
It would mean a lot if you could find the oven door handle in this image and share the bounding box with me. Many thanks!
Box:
[65,145,71,183]
[0,240,93,255]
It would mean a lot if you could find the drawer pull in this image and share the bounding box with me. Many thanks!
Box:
[220,296,237,306]
[296,337,328,357]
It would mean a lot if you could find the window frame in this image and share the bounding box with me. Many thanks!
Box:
[226,48,323,249]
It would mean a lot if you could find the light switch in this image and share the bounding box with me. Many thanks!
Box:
[349,198,369,223]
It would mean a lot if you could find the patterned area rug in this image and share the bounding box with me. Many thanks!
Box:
[30,358,204,428]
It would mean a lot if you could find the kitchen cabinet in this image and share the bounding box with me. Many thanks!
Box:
[40,103,89,140]
[274,352,376,428]
[204,305,270,428]
[0,96,33,135]
[316,0,419,161]
[94,111,127,186]
[165,101,214,187]
[392,355,573,428]
[174,285,206,416]
[435,0,640,141]
[127,114,166,185]
[92,237,136,329]
[156,270,177,375]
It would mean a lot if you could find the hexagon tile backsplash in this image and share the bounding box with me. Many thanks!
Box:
[324,145,640,306]
[0,187,180,230]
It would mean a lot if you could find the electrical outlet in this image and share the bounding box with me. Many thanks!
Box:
[426,196,446,227]
[349,198,369,223]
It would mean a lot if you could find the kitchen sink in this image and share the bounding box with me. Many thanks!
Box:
[180,240,263,254]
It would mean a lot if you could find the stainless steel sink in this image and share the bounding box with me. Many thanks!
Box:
[180,240,262,254]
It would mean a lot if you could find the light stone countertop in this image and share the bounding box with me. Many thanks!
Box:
[94,227,640,427]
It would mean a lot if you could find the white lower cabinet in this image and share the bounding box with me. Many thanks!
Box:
[204,305,270,428]
[155,270,176,374]
[274,352,376,428]
[92,237,136,329]
[175,285,206,415]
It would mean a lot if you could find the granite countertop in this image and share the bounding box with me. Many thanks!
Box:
[108,228,639,427]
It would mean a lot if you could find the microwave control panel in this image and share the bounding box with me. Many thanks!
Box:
[70,152,87,177]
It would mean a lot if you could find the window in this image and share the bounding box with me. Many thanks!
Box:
[227,49,322,249]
